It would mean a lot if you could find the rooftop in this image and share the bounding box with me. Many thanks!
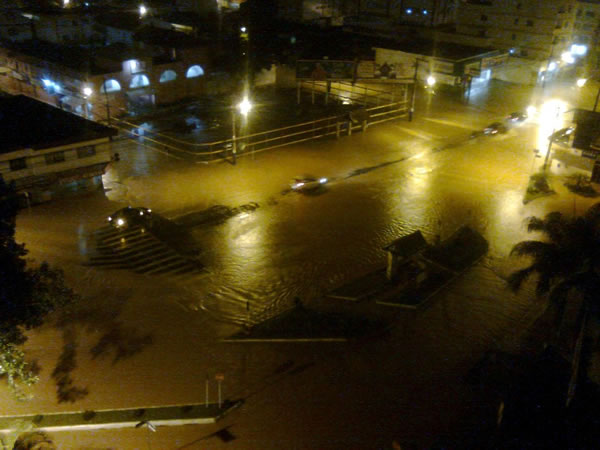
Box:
[373,39,499,61]
[384,230,428,257]
[1,39,111,76]
[0,95,117,153]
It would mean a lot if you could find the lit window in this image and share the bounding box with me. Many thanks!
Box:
[101,79,121,93]
[129,74,150,88]
[186,65,204,78]
[159,70,177,83]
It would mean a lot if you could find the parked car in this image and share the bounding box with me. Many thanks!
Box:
[290,175,328,193]
[107,206,153,229]
[506,111,527,123]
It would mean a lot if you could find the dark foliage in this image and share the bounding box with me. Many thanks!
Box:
[0,179,79,396]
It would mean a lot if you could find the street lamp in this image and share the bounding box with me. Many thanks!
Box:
[82,86,93,119]
[576,78,587,88]
[139,4,148,17]
[426,75,436,88]
[540,99,566,171]
[231,96,252,164]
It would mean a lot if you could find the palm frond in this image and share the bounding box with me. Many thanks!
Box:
[525,216,545,232]
[584,202,600,221]
[510,240,553,258]
[507,266,536,292]
[536,272,553,295]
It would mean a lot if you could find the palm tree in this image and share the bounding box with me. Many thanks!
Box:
[508,202,600,404]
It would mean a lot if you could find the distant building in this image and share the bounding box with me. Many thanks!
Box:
[276,0,458,29]
[0,7,214,119]
[0,95,117,203]
[437,0,600,83]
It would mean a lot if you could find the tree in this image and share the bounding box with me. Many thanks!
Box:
[508,203,600,403]
[0,180,79,399]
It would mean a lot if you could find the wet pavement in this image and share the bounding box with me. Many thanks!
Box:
[7,79,600,449]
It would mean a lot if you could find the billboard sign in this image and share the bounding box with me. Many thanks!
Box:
[296,60,356,80]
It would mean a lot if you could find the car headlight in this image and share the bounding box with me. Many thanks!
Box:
[319,178,328,184]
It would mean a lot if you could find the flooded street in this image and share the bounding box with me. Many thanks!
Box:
[9,81,599,448]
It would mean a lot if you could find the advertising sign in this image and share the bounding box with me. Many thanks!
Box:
[296,60,356,80]
[481,54,508,70]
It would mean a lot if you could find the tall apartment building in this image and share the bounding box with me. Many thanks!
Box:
[453,0,599,69]
[276,0,457,29]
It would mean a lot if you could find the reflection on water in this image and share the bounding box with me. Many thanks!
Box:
[186,152,539,331]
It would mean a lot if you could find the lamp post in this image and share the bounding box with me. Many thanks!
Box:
[543,105,561,172]
[231,96,252,165]
[82,86,93,119]
[102,79,111,126]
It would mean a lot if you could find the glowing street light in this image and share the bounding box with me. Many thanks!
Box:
[237,96,252,116]
[576,78,587,88]
[561,51,575,64]
[231,97,252,164]
[82,86,93,97]
[547,61,558,71]
[426,75,436,87]
[539,99,567,171]
[570,44,587,56]
[139,4,147,17]
[240,26,247,33]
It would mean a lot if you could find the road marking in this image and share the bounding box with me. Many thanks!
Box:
[423,117,476,130]
[392,125,437,141]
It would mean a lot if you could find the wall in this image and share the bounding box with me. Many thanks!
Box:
[491,56,540,84]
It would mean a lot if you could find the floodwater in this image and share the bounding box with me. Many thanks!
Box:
[12,79,599,448]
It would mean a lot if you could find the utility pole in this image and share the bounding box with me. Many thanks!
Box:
[409,58,419,121]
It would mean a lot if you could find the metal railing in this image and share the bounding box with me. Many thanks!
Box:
[114,99,410,163]
[299,79,409,106]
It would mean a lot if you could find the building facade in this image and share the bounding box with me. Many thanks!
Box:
[0,95,116,203]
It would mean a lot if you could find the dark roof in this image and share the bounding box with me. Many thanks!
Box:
[384,230,428,257]
[0,95,117,153]
[2,39,110,76]
[134,25,208,48]
[94,11,143,32]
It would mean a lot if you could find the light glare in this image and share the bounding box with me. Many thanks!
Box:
[238,97,252,116]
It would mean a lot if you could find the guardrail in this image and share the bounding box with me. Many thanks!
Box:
[114,99,410,163]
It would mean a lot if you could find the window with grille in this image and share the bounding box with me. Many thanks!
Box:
[45,152,65,165]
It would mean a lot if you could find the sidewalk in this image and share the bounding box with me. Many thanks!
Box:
[0,401,242,433]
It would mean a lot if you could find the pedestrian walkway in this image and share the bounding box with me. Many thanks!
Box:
[88,221,205,278]
[0,401,242,433]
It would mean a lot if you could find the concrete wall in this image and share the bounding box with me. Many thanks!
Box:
[491,57,540,85]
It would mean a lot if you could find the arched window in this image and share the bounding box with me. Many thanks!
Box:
[101,79,121,93]
[129,74,150,89]
[159,70,177,83]
[186,65,204,78]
